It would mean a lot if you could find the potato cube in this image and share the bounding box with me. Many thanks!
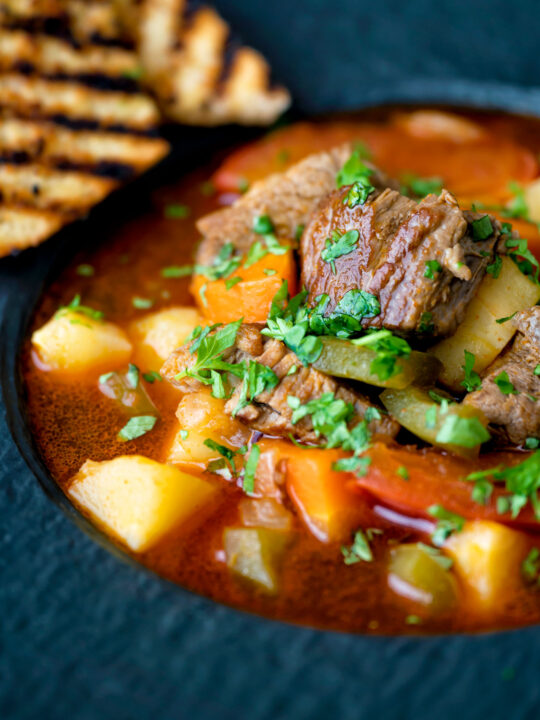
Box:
[168,390,250,466]
[68,455,216,551]
[32,310,132,374]
[128,306,203,371]
[431,257,540,389]
[223,527,290,593]
[445,520,529,610]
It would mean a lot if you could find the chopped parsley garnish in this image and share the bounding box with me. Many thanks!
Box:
[263,268,277,276]
[486,255,502,278]
[496,312,517,324]
[76,264,94,277]
[401,174,443,198]
[424,259,442,279]
[505,181,529,220]
[461,350,482,392]
[243,444,260,494]
[321,229,360,273]
[345,179,375,208]
[525,437,540,450]
[467,451,540,520]
[341,529,374,564]
[418,312,434,334]
[164,203,190,219]
[161,265,193,278]
[175,319,244,398]
[132,296,154,310]
[242,216,289,269]
[252,214,274,235]
[471,215,494,241]
[502,222,540,284]
[179,430,189,440]
[435,415,490,448]
[276,148,291,165]
[118,415,157,441]
[122,66,143,80]
[494,370,519,395]
[233,360,279,415]
[203,438,240,476]
[522,548,540,586]
[237,178,249,193]
[225,276,243,290]
[310,290,380,337]
[405,615,422,626]
[333,455,371,476]
[143,371,162,383]
[294,224,305,242]
[397,465,409,480]
[428,505,465,546]
[195,242,241,281]
[55,294,104,322]
[535,365,540,376]
[352,331,411,381]
[336,147,372,188]
[425,406,437,429]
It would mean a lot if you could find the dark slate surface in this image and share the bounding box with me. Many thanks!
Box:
[2,2,540,718]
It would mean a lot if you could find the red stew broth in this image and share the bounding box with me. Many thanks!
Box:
[22,108,540,634]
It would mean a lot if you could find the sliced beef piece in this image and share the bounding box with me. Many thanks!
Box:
[464,306,540,445]
[300,185,501,337]
[161,323,399,444]
[195,144,396,266]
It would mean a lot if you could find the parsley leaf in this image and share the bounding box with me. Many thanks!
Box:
[336,148,372,188]
[132,296,153,310]
[471,215,494,241]
[143,371,162,383]
[418,312,435,334]
[243,444,260,494]
[76,264,94,277]
[194,242,241,281]
[118,415,157,441]
[401,174,443,198]
[461,350,482,392]
[428,505,465,546]
[486,255,502,278]
[535,365,540,376]
[522,548,540,586]
[424,260,442,279]
[321,229,360,273]
[233,360,279,415]
[161,265,193,278]
[494,370,519,395]
[252,214,274,235]
[333,455,371,476]
[55,294,104,322]
[341,529,374,564]
[164,203,190,219]
[435,415,490,448]
[502,223,540,284]
[397,465,409,480]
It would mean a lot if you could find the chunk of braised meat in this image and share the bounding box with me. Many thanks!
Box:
[464,307,540,446]
[300,185,501,337]
[195,144,396,265]
[161,323,399,444]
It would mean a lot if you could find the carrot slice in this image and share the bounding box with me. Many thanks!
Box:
[191,248,296,323]
[352,443,539,529]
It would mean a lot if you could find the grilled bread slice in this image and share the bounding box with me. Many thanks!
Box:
[0,8,168,258]
[119,0,291,126]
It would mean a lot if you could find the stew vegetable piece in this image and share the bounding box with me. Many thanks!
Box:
[25,108,540,634]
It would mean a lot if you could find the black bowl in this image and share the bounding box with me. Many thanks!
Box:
[3,82,540,719]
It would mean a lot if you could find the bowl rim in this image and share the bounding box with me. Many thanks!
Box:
[3,84,540,639]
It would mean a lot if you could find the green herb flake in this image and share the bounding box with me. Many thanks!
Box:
[418,311,435,334]
[98,372,114,385]
[396,465,409,480]
[522,547,540,586]
[164,203,190,219]
[122,65,143,80]
[405,615,422,626]
[179,429,189,440]
[253,214,275,235]
[118,415,157,441]
[344,178,375,208]
[161,265,193,278]
[471,215,494,241]
[461,350,482,392]
[494,370,519,395]
[424,259,442,279]
[496,312,517,324]
[243,443,260,494]
[263,268,277,276]
[417,542,454,570]
[321,229,360,273]
[425,406,437,429]
[525,437,539,450]
[486,255,503,278]
[401,174,443,198]
[428,505,465,546]
[436,415,490,448]
[535,365,540,376]
[200,180,215,196]
[225,276,243,290]
[143,371,162,383]
[294,224,305,242]
[503,224,540,284]
[126,363,140,388]
[132,296,154,310]
[336,148,373,188]
[341,529,374,564]
[238,178,249,194]
[76,264,94,277]
[276,148,291,165]
[55,294,104,323]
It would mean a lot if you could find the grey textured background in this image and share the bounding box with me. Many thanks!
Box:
[2,2,540,719]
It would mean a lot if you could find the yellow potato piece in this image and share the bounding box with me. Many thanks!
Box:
[223,527,290,593]
[32,309,132,374]
[128,306,203,371]
[68,455,216,552]
[445,520,529,611]
[168,389,250,466]
[431,257,540,390]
